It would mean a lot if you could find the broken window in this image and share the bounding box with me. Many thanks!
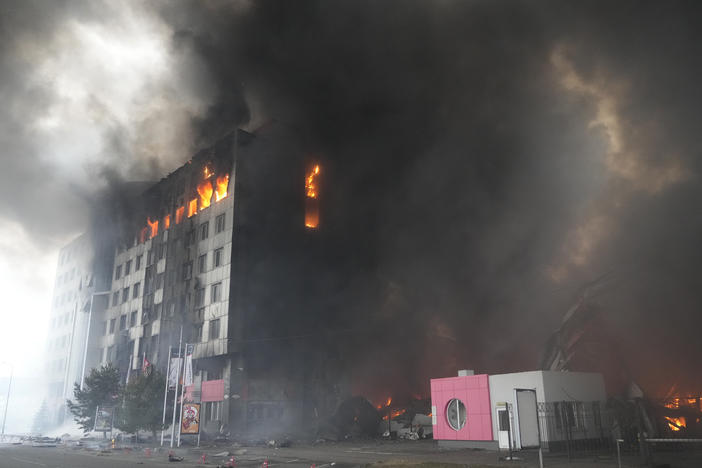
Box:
[185,229,195,247]
[214,248,223,267]
[195,286,205,307]
[109,318,116,334]
[125,260,132,275]
[209,318,220,340]
[157,243,165,260]
[154,303,162,319]
[215,213,225,233]
[200,221,209,240]
[112,292,119,307]
[198,253,207,273]
[136,254,142,270]
[193,324,202,342]
[115,265,122,280]
[133,282,140,298]
[120,315,127,331]
[211,282,221,303]
[130,311,137,327]
[175,206,185,224]
[188,198,197,218]
[122,287,129,303]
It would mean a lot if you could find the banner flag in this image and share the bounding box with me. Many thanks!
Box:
[180,403,200,434]
[168,357,182,389]
[183,344,194,386]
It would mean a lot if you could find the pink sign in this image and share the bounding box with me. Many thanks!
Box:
[201,379,225,402]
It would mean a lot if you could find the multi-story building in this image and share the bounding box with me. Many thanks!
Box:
[44,233,113,427]
[96,123,344,436]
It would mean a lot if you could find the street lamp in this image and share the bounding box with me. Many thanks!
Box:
[0,362,13,442]
[80,291,111,390]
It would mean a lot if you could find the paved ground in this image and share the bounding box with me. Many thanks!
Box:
[0,439,697,468]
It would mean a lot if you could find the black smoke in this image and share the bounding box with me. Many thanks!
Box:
[155,0,702,398]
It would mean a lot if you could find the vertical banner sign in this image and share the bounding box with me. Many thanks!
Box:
[168,357,182,389]
[180,403,200,434]
[183,344,194,387]
[94,406,114,432]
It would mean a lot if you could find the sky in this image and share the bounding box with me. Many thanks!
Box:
[1,0,702,414]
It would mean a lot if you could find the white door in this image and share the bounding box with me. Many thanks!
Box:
[516,389,539,448]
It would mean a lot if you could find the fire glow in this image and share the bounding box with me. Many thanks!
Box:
[305,164,320,229]
[147,217,158,238]
[665,416,686,431]
[215,174,229,202]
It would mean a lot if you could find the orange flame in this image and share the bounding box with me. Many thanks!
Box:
[197,180,213,210]
[382,408,406,421]
[215,174,229,202]
[306,165,320,199]
[305,164,320,229]
[665,416,686,431]
[188,198,197,218]
[175,206,185,224]
[147,217,158,239]
[386,397,392,407]
[164,214,170,230]
[203,164,214,179]
[139,227,148,244]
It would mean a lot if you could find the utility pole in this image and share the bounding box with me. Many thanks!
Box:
[81,291,111,390]
[1,363,13,441]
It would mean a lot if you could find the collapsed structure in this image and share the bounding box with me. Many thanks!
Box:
[44,123,344,435]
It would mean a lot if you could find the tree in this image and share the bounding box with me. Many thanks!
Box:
[66,364,120,434]
[116,369,171,440]
[31,400,51,435]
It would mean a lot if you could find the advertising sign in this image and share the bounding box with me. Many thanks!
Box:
[180,403,200,434]
[94,406,114,432]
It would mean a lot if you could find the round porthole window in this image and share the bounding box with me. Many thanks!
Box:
[446,398,467,430]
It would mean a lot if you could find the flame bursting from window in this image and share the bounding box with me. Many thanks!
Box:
[197,180,213,210]
[147,217,159,239]
[305,164,320,229]
[138,162,230,242]
[188,198,198,218]
[215,174,229,202]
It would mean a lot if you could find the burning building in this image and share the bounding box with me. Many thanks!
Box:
[92,122,342,437]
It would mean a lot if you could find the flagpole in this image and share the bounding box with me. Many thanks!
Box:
[160,345,171,446]
[125,354,132,385]
[177,343,188,447]
[170,326,183,448]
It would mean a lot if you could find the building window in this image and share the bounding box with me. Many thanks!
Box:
[104,321,109,335]
[204,401,222,423]
[154,303,162,319]
[136,254,142,270]
[130,311,138,327]
[193,324,202,342]
[200,221,209,240]
[119,315,127,331]
[185,230,195,247]
[156,273,164,290]
[133,282,140,298]
[446,398,467,431]
[109,318,116,333]
[114,265,122,280]
[195,287,205,307]
[215,214,225,233]
[198,254,207,273]
[211,282,221,303]
[182,261,193,281]
[157,243,165,261]
[125,260,132,275]
[209,318,220,340]
[214,248,223,267]
[112,292,119,307]
[122,287,129,303]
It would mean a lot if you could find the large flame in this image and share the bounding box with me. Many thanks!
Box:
[215,173,229,202]
[305,164,321,229]
[188,198,197,218]
[164,214,170,230]
[147,217,159,239]
[197,180,213,210]
[175,206,185,224]
[203,164,214,180]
